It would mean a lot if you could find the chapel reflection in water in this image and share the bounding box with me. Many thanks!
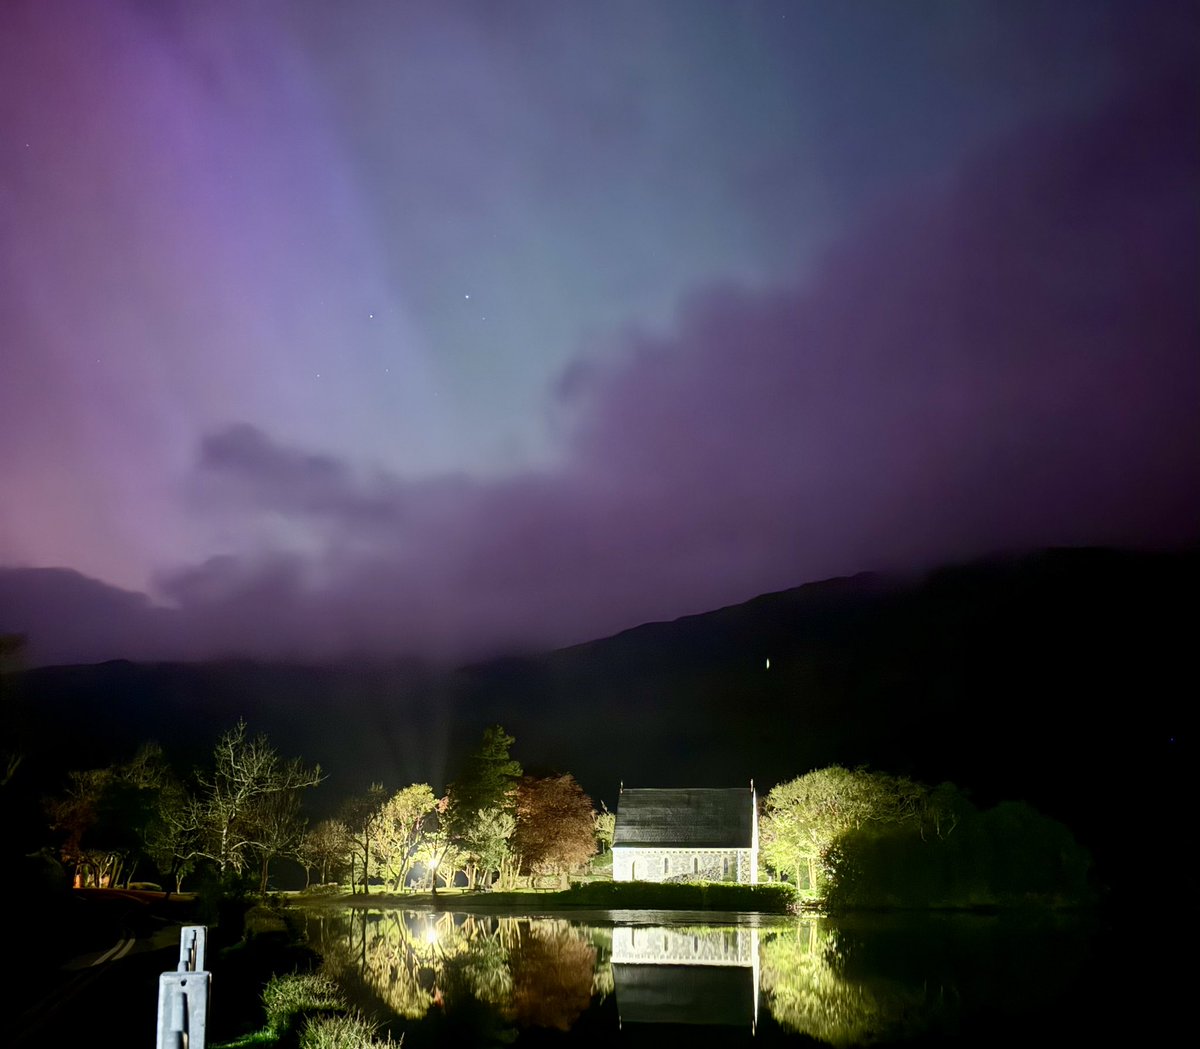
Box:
[611,925,759,1031]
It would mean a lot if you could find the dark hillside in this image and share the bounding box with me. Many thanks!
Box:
[3,547,1193,893]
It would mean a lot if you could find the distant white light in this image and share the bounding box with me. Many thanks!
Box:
[765,658,770,670]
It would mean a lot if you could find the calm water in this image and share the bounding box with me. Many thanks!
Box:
[293,906,1139,1047]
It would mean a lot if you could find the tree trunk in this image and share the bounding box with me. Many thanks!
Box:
[429,844,449,897]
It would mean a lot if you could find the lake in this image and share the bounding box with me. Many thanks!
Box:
[292,906,1142,1046]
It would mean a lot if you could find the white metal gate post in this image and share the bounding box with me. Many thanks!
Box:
[155,925,210,1048]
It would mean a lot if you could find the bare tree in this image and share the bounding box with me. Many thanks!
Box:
[299,818,351,887]
[341,783,386,894]
[191,720,322,885]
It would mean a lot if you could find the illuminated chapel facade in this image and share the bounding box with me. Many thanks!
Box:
[611,786,759,884]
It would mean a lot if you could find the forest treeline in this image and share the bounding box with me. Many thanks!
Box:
[9,714,1092,908]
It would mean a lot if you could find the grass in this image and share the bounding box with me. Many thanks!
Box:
[300,1014,399,1048]
[214,972,398,1048]
[263,972,347,1034]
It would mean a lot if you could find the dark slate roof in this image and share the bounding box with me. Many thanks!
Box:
[613,788,754,849]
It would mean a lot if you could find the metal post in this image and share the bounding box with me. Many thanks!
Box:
[156,972,210,1048]
[156,925,210,1049]
[178,925,206,974]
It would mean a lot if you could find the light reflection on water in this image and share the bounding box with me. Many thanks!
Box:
[294,907,1102,1046]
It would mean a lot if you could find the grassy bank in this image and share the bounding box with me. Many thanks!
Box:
[215,971,397,1048]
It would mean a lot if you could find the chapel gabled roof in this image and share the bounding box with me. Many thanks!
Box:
[613,787,755,849]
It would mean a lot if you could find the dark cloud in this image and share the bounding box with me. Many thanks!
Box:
[0,569,180,666]
[196,423,403,526]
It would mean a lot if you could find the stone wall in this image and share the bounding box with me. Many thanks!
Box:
[612,847,755,883]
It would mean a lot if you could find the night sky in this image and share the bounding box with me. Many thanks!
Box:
[2,1,1197,667]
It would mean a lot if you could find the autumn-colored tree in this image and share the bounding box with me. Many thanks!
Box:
[513,774,596,887]
[510,924,597,1030]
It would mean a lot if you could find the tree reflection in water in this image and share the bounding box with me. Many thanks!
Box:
[759,921,939,1045]
[510,924,597,1030]
[299,909,1094,1045]
[309,910,606,1036]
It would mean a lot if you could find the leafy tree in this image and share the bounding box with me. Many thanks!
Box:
[593,802,615,854]
[371,783,439,891]
[447,726,522,830]
[760,766,923,894]
[412,811,465,892]
[445,725,521,889]
[47,743,172,888]
[48,767,120,887]
[459,806,517,889]
[513,774,597,887]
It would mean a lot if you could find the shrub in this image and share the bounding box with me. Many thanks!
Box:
[559,880,796,911]
[263,972,347,1034]
[244,904,291,938]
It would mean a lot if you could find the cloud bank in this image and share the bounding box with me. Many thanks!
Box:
[4,45,1198,666]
